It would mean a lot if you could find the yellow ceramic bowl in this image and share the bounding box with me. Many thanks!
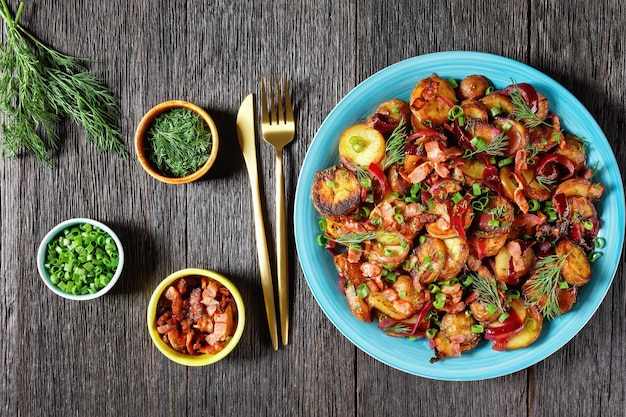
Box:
[147,268,245,366]
[135,101,219,184]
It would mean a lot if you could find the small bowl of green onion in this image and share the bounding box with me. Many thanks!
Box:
[37,218,124,300]
[135,100,219,184]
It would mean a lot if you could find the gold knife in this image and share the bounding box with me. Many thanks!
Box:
[236,94,279,350]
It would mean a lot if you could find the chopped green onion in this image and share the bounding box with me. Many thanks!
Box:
[488,219,500,228]
[448,104,463,121]
[451,192,463,204]
[498,157,514,167]
[588,251,602,263]
[485,304,498,314]
[490,106,502,117]
[318,219,328,232]
[471,324,484,334]
[594,237,606,249]
[447,78,459,88]
[582,220,594,230]
[356,283,370,299]
[506,289,521,301]
[472,183,482,196]
[425,328,438,339]
[528,199,540,212]
[524,317,538,331]
[461,275,473,286]
[433,292,446,309]
[558,281,569,289]
[498,312,510,322]
[428,283,440,294]
[349,136,366,153]
[44,223,119,295]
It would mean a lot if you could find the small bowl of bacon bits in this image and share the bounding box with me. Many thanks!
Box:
[147,268,245,366]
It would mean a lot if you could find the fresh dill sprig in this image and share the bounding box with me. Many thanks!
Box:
[470,273,507,317]
[509,81,552,128]
[147,108,212,178]
[535,175,557,190]
[0,0,126,167]
[381,119,407,169]
[327,231,378,252]
[524,252,572,320]
[463,131,509,159]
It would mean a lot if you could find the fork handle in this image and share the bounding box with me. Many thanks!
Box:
[275,150,289,345]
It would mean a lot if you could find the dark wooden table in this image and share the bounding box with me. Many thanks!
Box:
[1,1,624,416]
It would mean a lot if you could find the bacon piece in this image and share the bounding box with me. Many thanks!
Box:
[424,140,446,162]
[408,161,433,183]
[165,286,183,321]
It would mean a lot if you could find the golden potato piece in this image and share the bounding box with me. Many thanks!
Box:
[556,239,591,286]
[479,92,513,116]
[344,283,372,323]
[438,237,469,280]
[409,74,457,130]
[458,75,492,100]
[503,299,543,350]
[312,166,361,217]
[338,124,386,167]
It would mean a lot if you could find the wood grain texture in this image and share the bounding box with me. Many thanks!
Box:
[0,0,623,416]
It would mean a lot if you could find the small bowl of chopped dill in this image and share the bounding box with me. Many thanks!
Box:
[135,100,219,184]
[37,218,124,300]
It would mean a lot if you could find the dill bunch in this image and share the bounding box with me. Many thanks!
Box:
[146,108,213,178]
[0,0,126,167]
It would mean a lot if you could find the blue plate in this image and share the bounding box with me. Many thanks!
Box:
[294,51,625,380]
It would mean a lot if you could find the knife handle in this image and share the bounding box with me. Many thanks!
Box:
[248,171,279,351]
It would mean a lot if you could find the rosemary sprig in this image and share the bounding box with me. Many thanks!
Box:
[525,252,572,320]
[327,231,378,252]
[381,119,407,169]
[470,273,507,318]
[0,0,126,167]
[463,131,509,159]
[509,82,552,128]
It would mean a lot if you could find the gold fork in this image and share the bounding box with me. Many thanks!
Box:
[260,76,295,346]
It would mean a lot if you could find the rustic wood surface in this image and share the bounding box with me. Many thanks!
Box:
[1,1,624,416]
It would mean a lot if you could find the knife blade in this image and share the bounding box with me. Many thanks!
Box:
[236,94,279,350]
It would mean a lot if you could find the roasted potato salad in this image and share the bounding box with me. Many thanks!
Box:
[312,74,605,362]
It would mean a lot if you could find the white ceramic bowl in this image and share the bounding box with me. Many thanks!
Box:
[37,218,124,300]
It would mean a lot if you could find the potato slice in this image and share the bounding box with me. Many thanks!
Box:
[412,236,447,284]
[409,74,457,130]
[554,178,604,200]
[344,283,372,323]
[504,299,543,350]
[493,116,528,157]
[438,237,469,280]
[312,166,361,217]
[556,239,591,286]
[338,124,386,167]
[479,92,513,116]
[494,242,535,282]
[366,291,412,320]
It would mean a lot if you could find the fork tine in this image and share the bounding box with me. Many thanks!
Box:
[261,77,269,124]
[276,76,283,125]
[269,77,276,125]
[283,76,294,124]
